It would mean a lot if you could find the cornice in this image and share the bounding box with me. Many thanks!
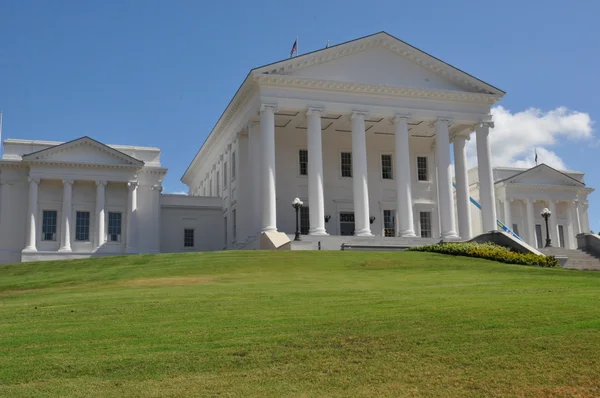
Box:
[507,183,589,192]
[254,74,501,105]
[24,160,142,170]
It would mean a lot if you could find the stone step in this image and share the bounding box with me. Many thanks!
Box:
[539,248,600,270]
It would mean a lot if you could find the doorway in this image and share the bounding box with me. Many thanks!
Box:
[340,212,355,236]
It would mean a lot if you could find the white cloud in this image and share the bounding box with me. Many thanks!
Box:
[466,106,594,171]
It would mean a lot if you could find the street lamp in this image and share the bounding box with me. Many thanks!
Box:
[292,197,303,241]
[541,207,552,247]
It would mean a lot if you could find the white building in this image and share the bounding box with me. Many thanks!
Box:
[469,164,593,250]
[0,136,223,264]
[182,31,508,248]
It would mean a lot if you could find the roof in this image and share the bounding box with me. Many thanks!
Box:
[181,31,505,184]
[494,163,586,187]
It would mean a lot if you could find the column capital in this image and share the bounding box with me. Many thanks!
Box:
[306,107,326,117]
[151,184,163,192]
[95,180,107,187]
[259,103,278,113]
[28,177,40,184]
[351,111,369,120]
[478,121,495,129]
[127,181,139,189]
[451,134,470,144]
[434,118,453,127]
[61,179,74,186]
[392,114,411,124]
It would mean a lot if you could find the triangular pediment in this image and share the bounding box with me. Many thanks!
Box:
[253,32,504,96]
[498,164,585,188]
[22,137,144,167]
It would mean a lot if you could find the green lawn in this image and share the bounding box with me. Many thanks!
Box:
[1,251,600,397]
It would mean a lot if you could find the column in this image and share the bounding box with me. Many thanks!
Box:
[548,200,558,246]
[248,121,261,235]
[434,119,458,239]
[260,103,278,233]
[151,184,162,253]
[307,107,327,235]
[503,197,512,232]
[574,198,582,235]
[58,180,73,252]
[351,111,372,236]
[476,122,498,232]
[24,177,39,252]
[125,181,138,253]
[393,115,416,237]
[566,201,576,249]
[95,180,106,249]
[453,135,471,239]
[525,199,536,247]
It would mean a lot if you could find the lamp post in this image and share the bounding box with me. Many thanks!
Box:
[292,198,303,241]
[541,207,552,247]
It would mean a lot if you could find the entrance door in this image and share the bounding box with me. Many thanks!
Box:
[340,212,355,236]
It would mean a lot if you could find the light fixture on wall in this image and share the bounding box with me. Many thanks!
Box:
[324,215,331,223]
[369,216,376,225]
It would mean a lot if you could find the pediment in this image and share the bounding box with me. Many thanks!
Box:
[23,137,144,167]
[253,32,504,96]
[500,164,585,188]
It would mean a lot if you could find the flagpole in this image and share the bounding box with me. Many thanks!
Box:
[296,36,299,56]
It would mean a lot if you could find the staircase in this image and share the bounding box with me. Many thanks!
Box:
[539,247,600,270]
[289,235,439,251]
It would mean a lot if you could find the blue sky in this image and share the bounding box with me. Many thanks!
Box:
[1,0,599,230]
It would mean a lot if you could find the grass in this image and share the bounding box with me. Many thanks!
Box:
[1,251,600,397]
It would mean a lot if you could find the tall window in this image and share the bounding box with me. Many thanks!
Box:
[232,209,237,241]
[383,210,395,237]
[216,171,220,194]
[381,154,393,180]
[223,161,228,188]
[420,211,432,238]
[184,229,194,248]
[512,223,520,237]
[231,151,236,179]
[558,225,565,248]
[300,206,310,235]
[42,210,58,241]
[535,224,543,248]
[75,211,90,241]
[341,152,352,177]
[417,156,428,181]
[108,212,122,242]
[224,216,228,246]
[209,180,213,196]
[299,149,308,176]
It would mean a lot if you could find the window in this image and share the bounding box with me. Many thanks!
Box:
[420,211,432,238]
[417,156,428,181]
[42,210,58,241]
[232,209,237,241]
[209,179,212,196]
[558,225,565,248]
[231,151,236,179]
[216,171,220,194]
[300,206,310,235]
[299,149,308,176]
[224,216,228,246]
[535,224,543,248]
[184,229,194,248]
[223,161,228,187]
[75,211,90,241]
[108,212,122,242]
[341,152,352,177]
[383,210,395,237]
[381,155,393,180]
[512,223,520,237]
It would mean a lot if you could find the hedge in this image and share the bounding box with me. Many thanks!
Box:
[407,242,560,268]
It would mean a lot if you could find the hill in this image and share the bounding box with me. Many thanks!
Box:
[1,251,600,397]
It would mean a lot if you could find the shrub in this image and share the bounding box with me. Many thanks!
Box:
[407,242,560,268]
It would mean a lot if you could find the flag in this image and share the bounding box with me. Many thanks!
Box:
[535,149,538,165]
[290,38,297,58]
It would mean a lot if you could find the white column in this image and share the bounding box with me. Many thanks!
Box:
[525,199,536,247]
[566,201,576,249]
[574,198,582,235]
[58,179,73,252]
[503,197,512,232]
[434,119,458,239]
[151,184,162,253]
[394,115,416,237]
[307,107,327,235]
[548,200,558,246]
[24,177,39,252]
[126,181,138,253]
[260,103,278,233]
[95,180,106,249]
[351,111,372,237]
[248,121,261,235]
[476,122,498,232]
[453,135,471,239]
